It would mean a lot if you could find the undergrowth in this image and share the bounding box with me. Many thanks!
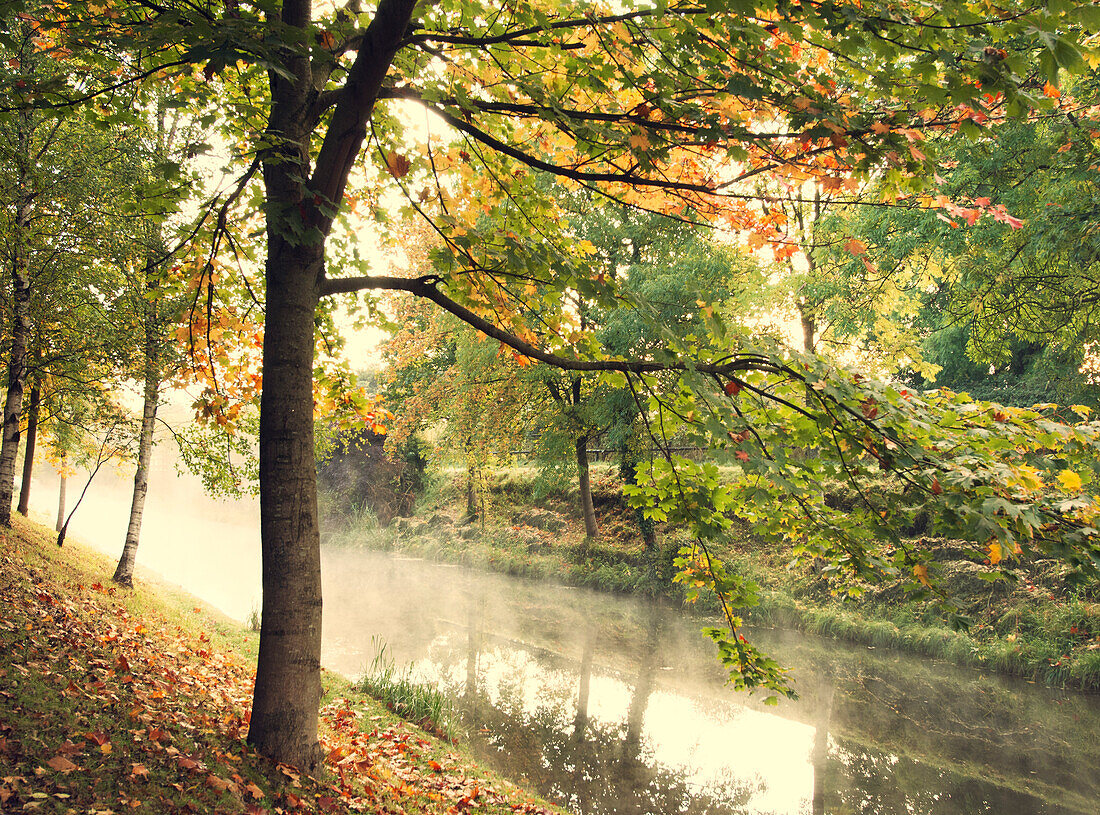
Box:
[357,637,453,738]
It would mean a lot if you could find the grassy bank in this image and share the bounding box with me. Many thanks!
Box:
[321,465,1100,691]
[0,516,563,815]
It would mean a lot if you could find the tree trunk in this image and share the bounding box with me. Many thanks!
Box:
[114,254,162,587]
[17,383,39,516]
[246,237,325,772]
[55,471,66,533]
[113,368,159,587]
[620,453,657,552]
[0,196,32,527]
[576,435,598,540]
[800,308,816,353]
[244,0,416,770]
[466,457,479,521]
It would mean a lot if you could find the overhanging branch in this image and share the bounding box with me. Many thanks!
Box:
[319,272,785,378]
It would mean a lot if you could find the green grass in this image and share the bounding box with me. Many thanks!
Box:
[357,637,453,738]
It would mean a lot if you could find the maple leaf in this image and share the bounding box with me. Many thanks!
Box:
[1057,470,1084,493]
[385,152,411,179]
[988,541,1003,565]
[913,563,931,587]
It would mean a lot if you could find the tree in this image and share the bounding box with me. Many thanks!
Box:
[0,23,141,527]
[14,0,1100,770]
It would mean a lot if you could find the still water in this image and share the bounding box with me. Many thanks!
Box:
[28,465,1100,815]
[320,548,1100,815]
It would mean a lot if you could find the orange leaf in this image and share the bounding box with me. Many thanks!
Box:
[988,540,1003,565]
[844,237,868,255]
[1043,81,1061,98]
[385,152,411,179]
[913,563,931,587]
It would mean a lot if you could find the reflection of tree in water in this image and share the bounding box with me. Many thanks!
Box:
[359,563,1100,815]
[824,745,1075,815]
[448,606,757,815]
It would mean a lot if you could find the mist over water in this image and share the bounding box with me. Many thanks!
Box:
[26,456,1100,814]
[321,547,1100,815]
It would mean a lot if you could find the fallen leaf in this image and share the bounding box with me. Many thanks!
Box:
[46,756,78,773]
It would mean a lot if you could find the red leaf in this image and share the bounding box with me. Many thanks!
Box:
[724,380,742,396]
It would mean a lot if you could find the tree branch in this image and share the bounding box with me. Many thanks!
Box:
[319,273,786,377]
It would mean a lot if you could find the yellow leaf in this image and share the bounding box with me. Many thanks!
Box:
[988,540,1002,565]
[628,132,651,151]
[913,563,930,587]
[577,239,597,256]
[1057,470,1084,493]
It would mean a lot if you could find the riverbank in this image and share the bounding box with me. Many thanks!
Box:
[0,516,564,815]
[320,466,1100,691]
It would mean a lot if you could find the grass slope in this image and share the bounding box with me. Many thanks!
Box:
[0,516,563,815]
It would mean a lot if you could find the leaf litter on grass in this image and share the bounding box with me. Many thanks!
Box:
[0,526,560,815]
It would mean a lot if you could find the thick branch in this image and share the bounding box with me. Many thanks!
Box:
[320,273,783,377]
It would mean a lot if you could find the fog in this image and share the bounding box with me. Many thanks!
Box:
[27,448,262,621]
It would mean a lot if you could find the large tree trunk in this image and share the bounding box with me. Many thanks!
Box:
[245,0,416,770]
[576,435,599,540]
[246,243,325,772]
[0,198,32,527]
[17,383,39,516]
[113,368,159,586]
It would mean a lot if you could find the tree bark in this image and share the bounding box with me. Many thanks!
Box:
[244,0,419,769]
[17,383,39,516]
[465,459,478,520]
[113,365,159,587]
[576,434,599,540]
[800,307,816,353]
[0,204,32,527]
[114,251,163,587]
[247,235,326,771]
[620,453,657,552]
[55,471,66,533]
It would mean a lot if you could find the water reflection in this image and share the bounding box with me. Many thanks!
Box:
[321,547,1100,815]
